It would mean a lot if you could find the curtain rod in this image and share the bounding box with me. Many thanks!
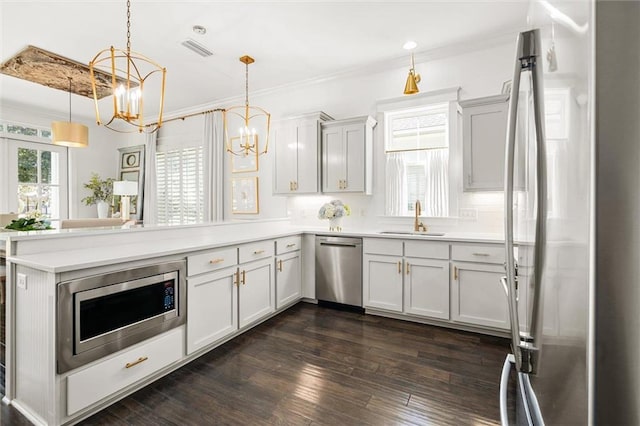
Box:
[147,108,226,127]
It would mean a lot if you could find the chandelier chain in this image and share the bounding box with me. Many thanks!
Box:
[126,0,131,53]
[68,77,72,122]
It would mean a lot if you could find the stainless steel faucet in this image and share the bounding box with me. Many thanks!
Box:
[414,200,427,232]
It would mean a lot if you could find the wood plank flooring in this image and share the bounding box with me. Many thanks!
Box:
[1,303,514,425]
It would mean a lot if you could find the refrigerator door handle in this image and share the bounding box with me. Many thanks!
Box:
[504,28,546,376]
[500,354,515,426]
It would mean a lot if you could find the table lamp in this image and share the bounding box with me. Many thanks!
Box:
[113,181,138,221]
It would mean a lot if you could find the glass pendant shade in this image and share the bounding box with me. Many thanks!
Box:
[89,0,166,133]
[224,55,271,157]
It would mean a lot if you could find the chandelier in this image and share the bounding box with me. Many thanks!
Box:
[224,55,271,157]
[89,0,166,133]
[52,77,89,148]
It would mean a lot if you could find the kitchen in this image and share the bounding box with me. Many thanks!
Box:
[0,1,638,425]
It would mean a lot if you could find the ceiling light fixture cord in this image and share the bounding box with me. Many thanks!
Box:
[68,77,72,123]
[126,0,131,54]
[245,61,249,107]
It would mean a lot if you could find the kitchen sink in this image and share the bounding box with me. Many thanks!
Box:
[379,231,446,237]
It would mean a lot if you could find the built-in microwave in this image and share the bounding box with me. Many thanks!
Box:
[56,261,186,373]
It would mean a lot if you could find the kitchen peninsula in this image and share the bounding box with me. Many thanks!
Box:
[2,220,511,425]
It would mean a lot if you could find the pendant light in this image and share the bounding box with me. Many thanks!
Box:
[224,55,271,157]
[89,0,166,133]
[403,41,421,95]
[52,77,88,148]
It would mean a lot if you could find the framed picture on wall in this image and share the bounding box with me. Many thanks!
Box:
[117,145,145,219]
[230,135,259,173]
[231,177,259,214]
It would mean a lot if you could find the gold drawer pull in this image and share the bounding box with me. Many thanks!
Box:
[454,266,458,280]
[286,243,296,248]
[253,249,265,255]
[209,258,225,264]
[241,270,246,285]
[472,252,490,257]
[278,259,283,272]
[406,262,410,275]
[125,356,148,369]
[397,261,402,274]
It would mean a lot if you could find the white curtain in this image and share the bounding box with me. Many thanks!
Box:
[142,131,157,224]
[424,149,449,217]
[385,152,407,215]
[203,111,225,221]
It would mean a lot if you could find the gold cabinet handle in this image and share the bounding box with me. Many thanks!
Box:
[397,261,402,274]
[286,243,296,248]
[454,266,458,280]
[343,179,347,189]
[278,259,283,272]
[209,258,225,264]
[294,181,298,190]
[241,270,246,285]
[406,262,410,275]
[234,269,239,286]
[472,253,490,257]
[289,181,292,191]
[253,249,265,255]
[125,356,148,369]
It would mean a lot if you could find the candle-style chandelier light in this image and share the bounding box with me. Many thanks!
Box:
[224,55,271,157]
[89,0,166,133]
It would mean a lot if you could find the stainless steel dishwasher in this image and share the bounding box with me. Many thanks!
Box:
[315,236,362,308]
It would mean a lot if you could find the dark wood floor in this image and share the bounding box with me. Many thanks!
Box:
[2,303,513,425]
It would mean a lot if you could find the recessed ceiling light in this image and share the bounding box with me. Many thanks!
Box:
[192,25,207,35]
[403,41,417,50]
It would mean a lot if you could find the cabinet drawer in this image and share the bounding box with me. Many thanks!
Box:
[239,240,274,264]
[188,246,238,276]
[364,238,403,256]
[275,236,302,255]
[67,327,184,416]
[451,244,504,264]
[404,241,449,260]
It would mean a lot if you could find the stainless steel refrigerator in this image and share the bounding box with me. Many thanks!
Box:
[500,1,640,424]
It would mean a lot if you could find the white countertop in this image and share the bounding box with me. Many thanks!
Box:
[5,221,505,273]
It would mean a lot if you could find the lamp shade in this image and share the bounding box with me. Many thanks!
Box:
[51,121,89,148]
[113,180,138,196]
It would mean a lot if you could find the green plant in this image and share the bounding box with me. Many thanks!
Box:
[5,217,52,231]
[81,173,115,206]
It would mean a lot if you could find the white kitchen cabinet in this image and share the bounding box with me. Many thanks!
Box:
[321,115,376,194]
[363,253,404,312]
[276,250,301,309]
[273,112,332,194]
[451,261,509,329]
[238,257,275,328]
[461,94,526,191]
[186,266,239,354]
[363,238,450,320]
[404,257,450,320]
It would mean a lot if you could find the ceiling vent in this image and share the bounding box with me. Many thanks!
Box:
[181,39,214,57]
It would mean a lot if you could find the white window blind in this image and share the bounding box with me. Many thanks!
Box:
[156,146,204,225]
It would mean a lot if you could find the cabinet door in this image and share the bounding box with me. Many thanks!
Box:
[404,258,450,320]
[296,120,320,193]
[273,124,298,194]
[363,254,403,312]
[322,126,344,192]
[186,267,239,354]
[451,261,509,329]
[239,258,275,328]
[276,251,301,309]
[343,123,365,192]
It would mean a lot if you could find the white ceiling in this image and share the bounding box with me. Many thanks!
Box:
[0,1,532,120]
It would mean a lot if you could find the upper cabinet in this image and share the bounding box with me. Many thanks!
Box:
[321,115,377,194]
[273,112,333,195]
[460,94,524,191]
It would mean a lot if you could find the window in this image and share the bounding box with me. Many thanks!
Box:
[156,145,204,225]
[385,104,450,217]
[1,137,68,222]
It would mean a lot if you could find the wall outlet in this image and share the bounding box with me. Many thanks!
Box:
[17,273,27,290]
[459,208,478,221]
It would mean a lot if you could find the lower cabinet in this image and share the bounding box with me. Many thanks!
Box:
[451,261,509,329]
[404,257,450,320]
[187,266,239,354]
[363,254,403,312]
[276,251,302,309]
[239,258,275,328]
